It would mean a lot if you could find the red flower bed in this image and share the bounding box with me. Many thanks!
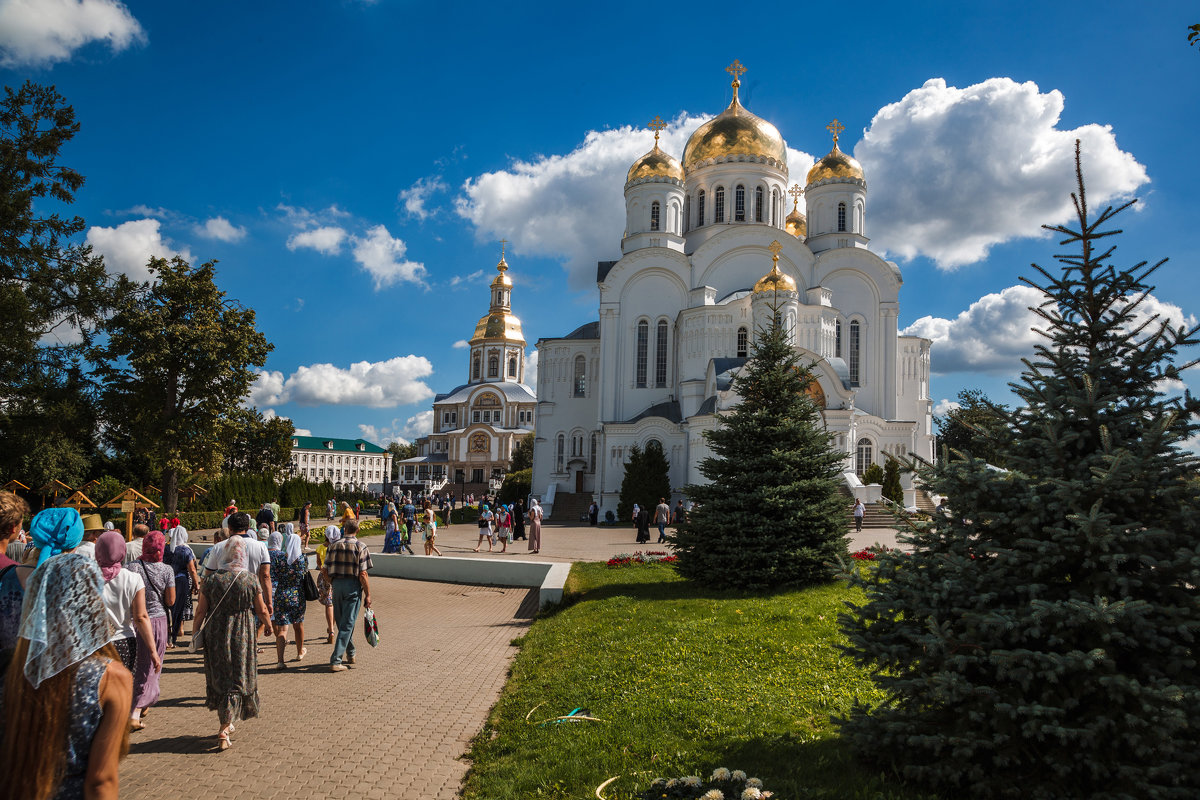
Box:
[607,550,677,567]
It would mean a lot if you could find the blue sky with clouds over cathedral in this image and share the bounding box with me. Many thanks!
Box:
[3,0,1197,446]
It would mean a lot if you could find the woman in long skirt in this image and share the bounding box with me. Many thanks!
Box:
[128,530,175,730]
[527,499,543,554]
[165,526,200,647]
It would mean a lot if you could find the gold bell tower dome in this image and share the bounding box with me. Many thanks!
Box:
[468,241,527,385]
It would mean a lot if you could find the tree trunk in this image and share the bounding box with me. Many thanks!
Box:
[163,466,178,514]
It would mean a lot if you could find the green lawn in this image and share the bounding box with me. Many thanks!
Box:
[462,563,932,799]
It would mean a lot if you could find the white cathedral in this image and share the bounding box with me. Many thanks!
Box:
[531,62,933,519]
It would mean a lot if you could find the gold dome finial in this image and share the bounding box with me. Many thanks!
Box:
[726,59,747,104]
[768,239,782,262]
[648,115,666,149]
[788,183,803,211]
[498,238,508,271]
[827,118,845,146]
[753,240,797,294]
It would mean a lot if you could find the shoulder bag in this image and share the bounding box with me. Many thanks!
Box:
[301,567,319,602]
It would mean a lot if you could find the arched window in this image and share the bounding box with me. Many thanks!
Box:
[736,326,748,358]
[697,190,705,227]
[835,319,843,359]
[635,321,649,387]
[849,320,861,386]
[556,434,565,472]
[473,355,481,380]
[488,355,499,378]
[508,357,517,378]
[714,187,725,223]
[573,355,586,397]
[655,320,668,387]
[772,188,779,225]
[838,202,847,232]
[589,433,597,472]
[734,185,746,222]
[856,438,873,477]
[754,186,764,222]
[645,438,662,454]
[683,195,690,233]
[650,201,660,231]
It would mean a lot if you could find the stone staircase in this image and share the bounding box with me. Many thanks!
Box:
[549,491,592,523]
[913,488,937,513]
[840,487,901,529]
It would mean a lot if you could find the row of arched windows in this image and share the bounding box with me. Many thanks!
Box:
[472,351,519,381]
[555,431,598,473]
[686,184,782,232]
[635,320,670,388]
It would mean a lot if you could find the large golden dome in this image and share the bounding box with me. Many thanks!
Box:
[806,141,864,185]
[470,310,525,344]
[753,262,797,294]
[683,86,786,171]
[627,144,684,184]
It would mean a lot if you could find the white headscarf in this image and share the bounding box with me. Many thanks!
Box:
[324,525,342,544]
[285,532,303,565]
[267,531,283,551]
[168,525,188,551]
[282,522,295,537]
[257,526,270,542]
[216,536,250,573]
[103,521,115,530]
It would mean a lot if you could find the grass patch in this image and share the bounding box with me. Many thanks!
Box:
[462,562,931,799]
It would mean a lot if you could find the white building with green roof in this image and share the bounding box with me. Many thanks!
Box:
[289,436,392,493]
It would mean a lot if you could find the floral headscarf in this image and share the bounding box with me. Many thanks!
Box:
[19,554,110,688]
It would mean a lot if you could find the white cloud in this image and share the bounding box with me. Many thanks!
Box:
[86,218,192,282]
[276,203,350,229]
[905,285,1196,376]
[249,356,435,409]
[198,216,247,243]
[0,0,145,67]
[351,224,426,289]
[452,340,469,349]
[457,113,719,290]
[449,269,485,288]
[857,77,1149,269]
[358,410,434,446]
[287,226,347,255]
[399,177,447,221]
[524,347,538,389]
[293,427,312,437]
[933,398,961,417]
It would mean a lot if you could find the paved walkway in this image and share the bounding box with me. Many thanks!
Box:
[123,521,903,798]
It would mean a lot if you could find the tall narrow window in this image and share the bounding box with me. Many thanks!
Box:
[714,187,725,223]
[736,326,748,358]
[473,355,480,380]
[856,438,873,477]
[734,185,746,221]
[556,434,565,472]
[683,195,690,233]
[838,202,847,232]
[573,355,586,397]
[835,319,843,359]
[849,320,861,386]
[635,321,648,387]
[754,186,764,222]
[655,321,668,387]
[488,355,499,378]
[697,190,705,227]
[508,357,517,377]
[772,188,779,225]
[650,201,660,231]
[589,433,597,472]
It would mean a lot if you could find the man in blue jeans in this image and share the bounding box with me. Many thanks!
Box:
[318,518,373,671]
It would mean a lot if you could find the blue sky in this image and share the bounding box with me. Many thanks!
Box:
[4,0,1198,446]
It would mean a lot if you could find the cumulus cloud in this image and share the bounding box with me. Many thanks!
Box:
[457,113,718,290]
[249,356,435,409]
[0,0,145,67]
[287,226,347,255]
[933,398,961,417]
[86,218,192,282]
[358,410,435,446]
[293,427,312,437]
[449,269,485,289]
[904,285,1196,376]
[452,340,469,349]
[198,216,247,243]
[857,77,1149,269]
[351,224,426,288]
[399,177,447,221]
[524,347,538,389]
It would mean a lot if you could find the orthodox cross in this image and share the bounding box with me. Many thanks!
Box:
[498,238,508,269]
[725,59,747,83]
[788,183,803,210]
[768,240,783,261]
[648,115,666,146]
[827,118,845,145]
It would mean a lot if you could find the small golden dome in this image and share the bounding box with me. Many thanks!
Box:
[491,256,513,288]
[753,262,797,294]
[806,141,864,186]
[785,207,807,238]
[683,94,786,171]
[470,310,525,344]
[627,144,684,184]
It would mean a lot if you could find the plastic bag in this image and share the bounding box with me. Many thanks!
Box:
[362,607,379,647]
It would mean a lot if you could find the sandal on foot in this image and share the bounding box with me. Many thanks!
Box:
[129,720,145,732]
[295,648,308,662]
[218,735,231,751]
[275,661,287,670]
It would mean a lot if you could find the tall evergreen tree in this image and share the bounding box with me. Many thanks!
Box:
[671,309,847,587]
[839,145,1200,799]
[617,442,672,523]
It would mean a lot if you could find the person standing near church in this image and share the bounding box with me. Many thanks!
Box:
[526,499,543,554]
[852,499,865,532]
[655,498,671,543]
[512,499,526,541]
[321,518,372,672]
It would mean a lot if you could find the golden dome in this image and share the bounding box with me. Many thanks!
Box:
[470,310,525,344]
[683,88,786,171]
[627,144,684,184]
[785,207,807,238]
[806,141,864,185]
[753,262,797,294]
[491,255,513,288]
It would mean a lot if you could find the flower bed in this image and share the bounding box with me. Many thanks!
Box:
[632,767,773,799]
[607,550,678,567]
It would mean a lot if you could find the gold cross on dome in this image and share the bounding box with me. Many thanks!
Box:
[726,59,747,84]
[648,115,666,145]
[498,239,508,268]
[768,240,783,258]
[788,183,803,207]
[827,118,845,144]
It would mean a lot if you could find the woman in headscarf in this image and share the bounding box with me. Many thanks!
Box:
[382,501,401,554]
[194,537,270,751]
[269,528,308,669]
[0,554,133,799]
[164,525,200,648]
[315,526,338,643]
[96,531,159,677]
[527,498,543,554]
[126,530,175,731]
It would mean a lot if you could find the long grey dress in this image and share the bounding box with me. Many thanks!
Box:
[201,570,261,726]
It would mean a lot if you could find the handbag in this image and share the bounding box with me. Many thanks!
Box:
[302,569,319,602]
[189,572,239,653]
[362,608,379,647]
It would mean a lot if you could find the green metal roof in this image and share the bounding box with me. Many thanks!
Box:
[291,436,387,454]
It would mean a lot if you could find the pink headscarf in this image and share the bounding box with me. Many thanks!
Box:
[95,530,127,581]
[141,531,166,563]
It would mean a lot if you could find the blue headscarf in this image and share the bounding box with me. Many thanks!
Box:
[29,507,84,566]
[19,554,110,688]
